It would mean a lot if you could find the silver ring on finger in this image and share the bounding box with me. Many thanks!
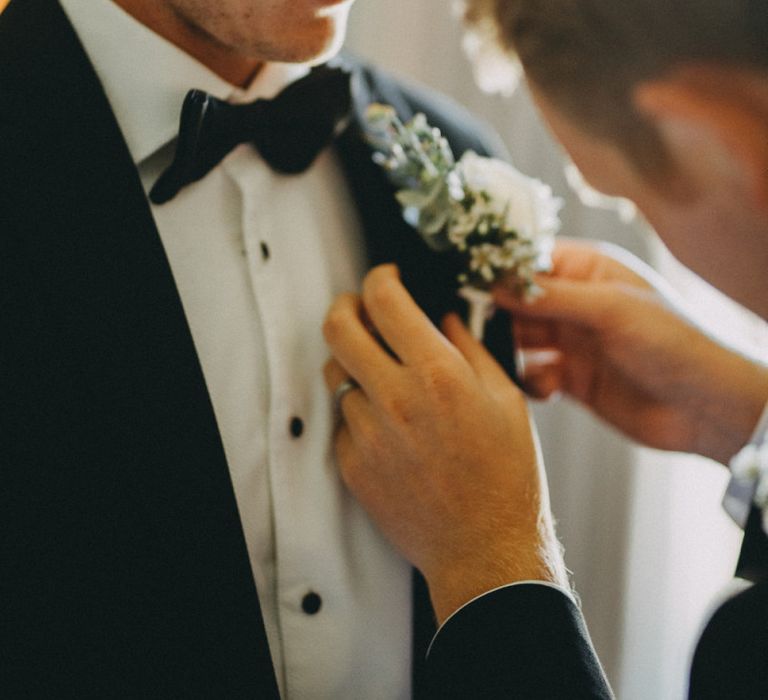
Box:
[333,378,360,415]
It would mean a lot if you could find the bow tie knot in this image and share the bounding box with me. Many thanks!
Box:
[150,64,352,204]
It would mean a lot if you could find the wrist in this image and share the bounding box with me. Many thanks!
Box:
[693,350,768,464]
[424,528,569,624]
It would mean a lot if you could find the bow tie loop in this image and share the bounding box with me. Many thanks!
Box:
[150,64,352,205]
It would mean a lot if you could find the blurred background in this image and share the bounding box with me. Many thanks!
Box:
[347,1,767,698]
[3,0,766,697]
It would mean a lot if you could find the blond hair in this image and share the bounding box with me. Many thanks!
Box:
[465,0,768,174]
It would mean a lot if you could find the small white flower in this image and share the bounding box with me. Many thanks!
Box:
[447,225,473,251]
[447,170,466,202]
[469,243,500,282]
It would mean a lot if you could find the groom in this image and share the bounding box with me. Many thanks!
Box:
[0,0,511,696]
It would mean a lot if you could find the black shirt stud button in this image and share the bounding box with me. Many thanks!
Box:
[290,416,304,438]
[302,592,322,616]
[260,241,271,261]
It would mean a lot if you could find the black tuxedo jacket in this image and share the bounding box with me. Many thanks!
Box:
[0,0,512,697]
[425,514,768,699]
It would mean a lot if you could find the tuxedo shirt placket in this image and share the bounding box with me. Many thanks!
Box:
[58,1,413,697]
[221,149,413,699]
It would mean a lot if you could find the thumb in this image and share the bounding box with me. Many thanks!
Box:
[493,277,619,329]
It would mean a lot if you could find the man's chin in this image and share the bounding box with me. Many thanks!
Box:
[305,29,347,66]
[239,17,348,66]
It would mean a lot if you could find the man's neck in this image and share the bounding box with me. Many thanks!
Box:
[112,0,262,87]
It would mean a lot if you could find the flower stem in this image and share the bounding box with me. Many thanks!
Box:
[458,286,495,341]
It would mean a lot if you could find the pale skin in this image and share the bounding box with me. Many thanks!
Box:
[112,0,355,86]
[498,238,768,466]
[324,63,768,622]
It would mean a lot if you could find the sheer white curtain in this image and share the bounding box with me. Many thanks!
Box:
[347,3,760,698]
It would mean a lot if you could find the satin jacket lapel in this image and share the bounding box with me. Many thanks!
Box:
[0,1,277,695]
[335,61,466,326]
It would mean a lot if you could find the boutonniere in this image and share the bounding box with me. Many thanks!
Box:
[365,104,562,339]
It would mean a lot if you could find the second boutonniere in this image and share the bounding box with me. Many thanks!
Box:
[365,104,562,339]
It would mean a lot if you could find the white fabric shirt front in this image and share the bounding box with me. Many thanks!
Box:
[58,2,413,697]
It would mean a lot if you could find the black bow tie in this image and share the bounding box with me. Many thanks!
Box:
[149,64,352,204]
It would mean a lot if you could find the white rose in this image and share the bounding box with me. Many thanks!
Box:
[455,151,563,246]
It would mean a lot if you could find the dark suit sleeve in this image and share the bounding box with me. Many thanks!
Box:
[688,579,768,699]
[688,510,768,699]
[424,584,614,699]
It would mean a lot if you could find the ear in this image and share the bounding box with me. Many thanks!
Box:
[633,66,768,212]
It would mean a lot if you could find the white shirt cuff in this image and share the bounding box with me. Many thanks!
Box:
[723,398,768,528]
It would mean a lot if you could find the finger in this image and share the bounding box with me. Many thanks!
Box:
[549,238,655,288]
[333,420,384,504]
[514,318,557,349]
[559,333,599,404]
[550,238,596,276]
[362,265,456,366]
[323,293,400,394]
[324,357,360,399]
[548,237,618,280]
[333,423,361,492]
[525,373,564,402]
[518,355,564,400]
[441,313,511,386]
[493,276,619,327]
[323,358,376,425]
